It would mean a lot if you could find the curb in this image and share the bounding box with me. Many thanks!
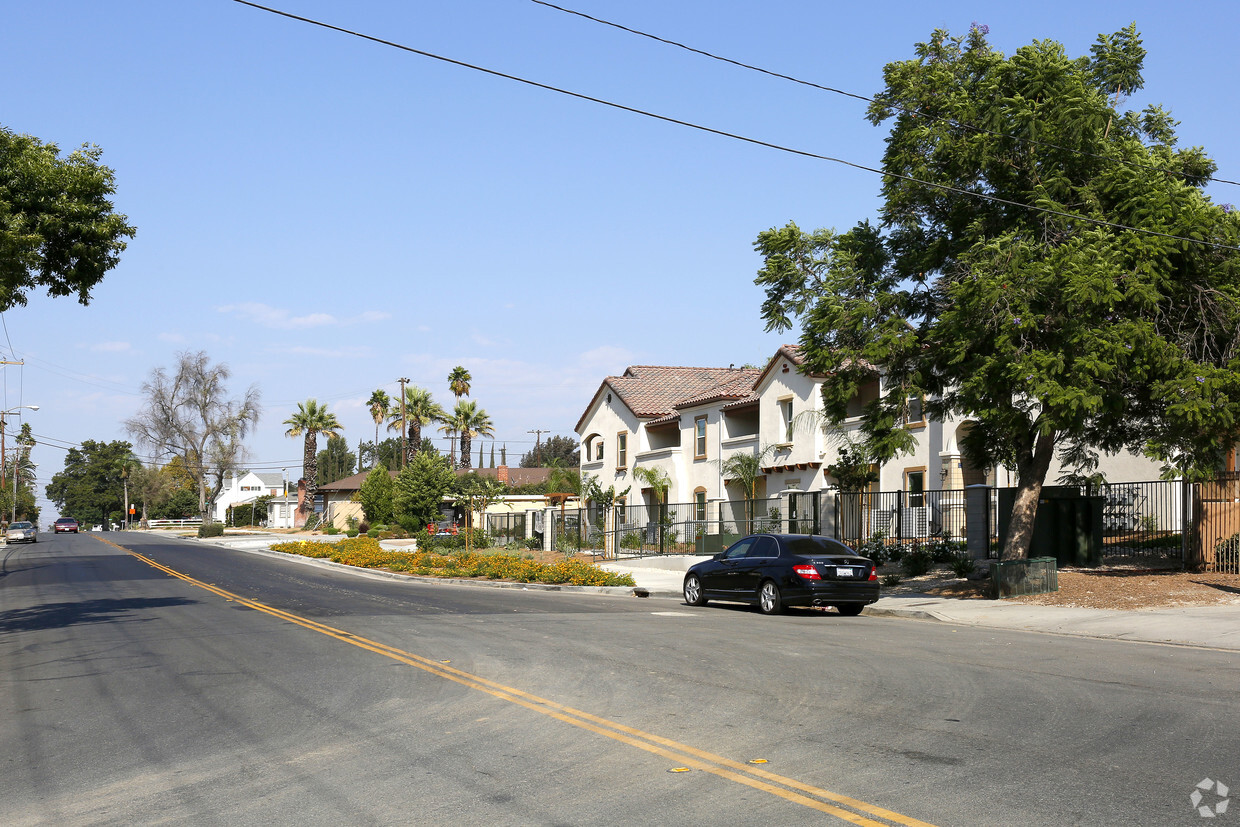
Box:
[187,536,660,599]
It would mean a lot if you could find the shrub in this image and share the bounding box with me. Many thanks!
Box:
[901,548,932,577]
[324,526,339,535]
[345,529,359,538]
[198,522,225,538]
[267,537,636,586]
[928,538,966,563]
[367,528,381,539]
[882,573,902,586]
[619,531,643,550]
[524,536,542,551]
[359,520,371,534]
[950,557,976,578]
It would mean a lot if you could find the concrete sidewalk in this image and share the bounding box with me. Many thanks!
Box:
[598,556,1240,651]
[194,533,1240,651]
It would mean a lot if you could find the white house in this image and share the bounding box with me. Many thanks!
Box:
[213,471,285,521]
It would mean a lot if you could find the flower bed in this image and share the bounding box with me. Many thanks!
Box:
[268,537,636,587]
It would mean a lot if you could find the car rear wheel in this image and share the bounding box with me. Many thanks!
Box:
[758,580,783,615]
[835,603,864,617]
[683,574,707,607]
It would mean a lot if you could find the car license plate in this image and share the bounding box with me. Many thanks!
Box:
[836,566,855,578]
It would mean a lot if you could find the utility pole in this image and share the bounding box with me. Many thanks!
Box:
[398,377,409,469]
[528,429,548,466]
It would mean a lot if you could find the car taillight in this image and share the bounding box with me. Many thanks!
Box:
[868,567,878,581]
[793,564,821,580]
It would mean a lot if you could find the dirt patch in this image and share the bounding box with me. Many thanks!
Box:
[879,558,1240,610]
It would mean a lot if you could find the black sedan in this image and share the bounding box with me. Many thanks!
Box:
[683,534,879,616]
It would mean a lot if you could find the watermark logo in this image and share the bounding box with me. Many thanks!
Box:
[1192,778,1230,818]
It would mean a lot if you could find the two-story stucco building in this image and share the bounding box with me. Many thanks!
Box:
[575,345,1164,539]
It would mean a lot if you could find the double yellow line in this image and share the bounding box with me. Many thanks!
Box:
[104,537,938,827]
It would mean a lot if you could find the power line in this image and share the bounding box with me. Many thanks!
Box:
[530,0,1240,190]
[231,1,1240,254]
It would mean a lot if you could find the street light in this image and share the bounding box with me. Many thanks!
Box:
[1,405,39,525]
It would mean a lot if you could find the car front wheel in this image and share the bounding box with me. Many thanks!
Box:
[758,580,783,615]
[683,574,707,606]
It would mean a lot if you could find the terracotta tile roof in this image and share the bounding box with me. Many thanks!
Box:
[575,347,846,434]
[611,364,761,416]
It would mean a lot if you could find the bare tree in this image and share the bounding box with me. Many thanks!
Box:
[125,351,261,522]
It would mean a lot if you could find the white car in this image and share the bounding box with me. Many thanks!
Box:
[6,521,37,543]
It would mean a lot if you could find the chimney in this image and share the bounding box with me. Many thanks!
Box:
[498,465,509,485]
[295,479,307,527]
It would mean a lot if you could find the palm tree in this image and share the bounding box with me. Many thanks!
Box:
[283,399,343,521]
[443,400,494,470]
[447,365,472,401]
[388,385,446,465]
[366,389,390,468]
[446,366,471,464]
[717,445,779,531]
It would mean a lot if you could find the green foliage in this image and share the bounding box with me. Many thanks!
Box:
[269,536,636,587]
[345,529,359,538]
[950,557,977,578]
[0,126,136,311]
[393,450,454,526]
[198,522,224,538]
[520,435,580,467]
[755,25,1240,558]
[315,434,356,485]
[324,526,339,535]
[358,466,395,525]
[881,573,903,587]
[45,440,134,528]
[901,548,933,577]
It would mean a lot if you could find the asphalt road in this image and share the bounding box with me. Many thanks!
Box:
[2,532,1237,826]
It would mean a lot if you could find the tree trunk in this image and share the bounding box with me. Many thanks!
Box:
[302,432,317,519]
[460,433,472,469]
[1000,430,1057,560]
[408,424,419,464]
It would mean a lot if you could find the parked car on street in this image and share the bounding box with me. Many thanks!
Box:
[683,534,879,616]
[53,517,79,533]
[7,521,38,543]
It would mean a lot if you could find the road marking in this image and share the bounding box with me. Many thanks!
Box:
[101,536,939,827]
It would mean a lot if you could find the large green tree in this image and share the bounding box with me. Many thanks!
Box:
[0,126,136,311]
[1,421,39,523]
[315,434,356,485]
[46,439,133,528]
[519,434,579,468]
[393,450,455,528]
[283,399,342,519]
[358,466,395,525]
[755,24,1240,560]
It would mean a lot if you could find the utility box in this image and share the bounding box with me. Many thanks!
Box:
[997,486,1104,567]
[987,557,1059,598]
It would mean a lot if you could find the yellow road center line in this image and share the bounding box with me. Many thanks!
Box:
[99,537,938,827]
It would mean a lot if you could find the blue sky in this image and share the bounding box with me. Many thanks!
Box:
[4,1,1238,516]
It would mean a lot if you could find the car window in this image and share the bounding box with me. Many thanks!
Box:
[745,537,778,558]
[10,522,31,529]
[722,538,754,559]
[784,536,859,557]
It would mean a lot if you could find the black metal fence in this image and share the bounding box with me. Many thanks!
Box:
[835,481,1186,562]
[485,512,527,546]
[538,476,1240,568]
